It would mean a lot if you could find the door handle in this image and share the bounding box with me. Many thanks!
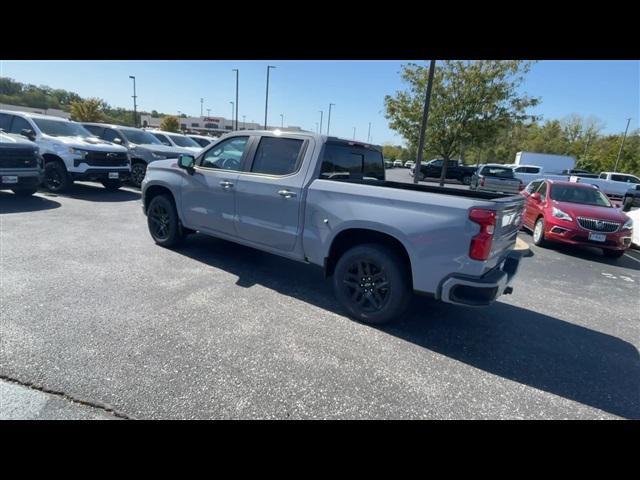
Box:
[220,181,234,189]
[277,189,296,198]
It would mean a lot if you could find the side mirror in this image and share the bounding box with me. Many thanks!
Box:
[621,197,633,212]
[530,192,541,202]
[178,154,195,172]
[21,129,36,141]
[113,137,123,145]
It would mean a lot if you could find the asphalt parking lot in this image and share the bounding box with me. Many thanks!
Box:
[1,179,639,419]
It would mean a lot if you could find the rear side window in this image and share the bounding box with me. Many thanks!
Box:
[480,166,514,178]
[525,180,543,194]
[251,137,304,176]
[321,144,384,181]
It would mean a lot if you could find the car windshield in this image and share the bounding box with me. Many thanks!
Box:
[120,129,163,145]
[482,166,514,178]
[33,118,92,138]
[167,134,200,148]
[550,185,612,207]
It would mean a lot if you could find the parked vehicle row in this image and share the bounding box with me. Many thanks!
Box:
[0,109,217,193]
[470,164,523,194]
[142,130,527,325]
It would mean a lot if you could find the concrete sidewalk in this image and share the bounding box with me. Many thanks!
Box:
[0,379,121,420]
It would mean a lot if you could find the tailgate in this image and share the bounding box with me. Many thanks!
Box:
[489,196,525,260]
[481,176,521,194]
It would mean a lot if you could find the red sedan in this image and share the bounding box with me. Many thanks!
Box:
[521,179,633,258]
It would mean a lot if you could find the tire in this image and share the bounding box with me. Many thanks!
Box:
[11,187,37,196]
[101,179,123,191]
[147,194,184,247]
[130,162,147,188]
[532,217,548,247]
[333,243,411,325]
[603,249,625,259]
[461,175,471,186]
[43,161,71,193]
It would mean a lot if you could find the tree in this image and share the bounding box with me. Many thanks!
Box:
[160,116,180,133]
[69,98,107,122]
[384,61,540,163]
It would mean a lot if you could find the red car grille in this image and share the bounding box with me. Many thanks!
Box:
[576,217,620,233]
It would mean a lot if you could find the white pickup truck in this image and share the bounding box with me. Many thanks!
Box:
[570,172,640,204]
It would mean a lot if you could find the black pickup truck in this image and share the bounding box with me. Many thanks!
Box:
[411,159,477,185]
[0,131,43,196]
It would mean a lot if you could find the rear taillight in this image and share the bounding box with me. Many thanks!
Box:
[518,180,524,191]
[469,208,496,261]
[480,177,485,187]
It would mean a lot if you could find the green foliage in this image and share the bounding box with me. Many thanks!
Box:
[160,116,180,133]
[385,61,540,161]
[69,98,107,122]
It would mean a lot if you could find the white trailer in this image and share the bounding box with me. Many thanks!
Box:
[514,152,576,173]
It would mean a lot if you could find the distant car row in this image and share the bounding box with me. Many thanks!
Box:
[0,109,222,194]
[385,159,414,169]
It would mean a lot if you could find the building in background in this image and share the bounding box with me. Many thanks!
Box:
[140,114,304,136]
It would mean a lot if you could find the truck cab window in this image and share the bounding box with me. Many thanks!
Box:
[321,144,384,181]
[152,133,172,146]
[9,116,32,135]
[250,137,304,176]
[201,136,249,170]
[103,128,124,144]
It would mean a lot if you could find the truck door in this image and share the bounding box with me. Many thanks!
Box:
[234,135,309,252]
[180,135,252,236]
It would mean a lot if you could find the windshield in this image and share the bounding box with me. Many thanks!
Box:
[167,134,201,148]
[33,118,92,138]
[481,166,514,178]
[550,185,612,207]
[120,129,163,145]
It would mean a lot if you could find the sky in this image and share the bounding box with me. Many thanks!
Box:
[0,60,638,145]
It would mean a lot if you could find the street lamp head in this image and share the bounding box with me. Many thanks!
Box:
[129,75,135,79]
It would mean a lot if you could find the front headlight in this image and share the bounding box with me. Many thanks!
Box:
[68,147,88,158]
[622,218,633,231]
[552,206,573,222]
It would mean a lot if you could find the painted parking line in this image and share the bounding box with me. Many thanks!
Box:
[624,253,640,264]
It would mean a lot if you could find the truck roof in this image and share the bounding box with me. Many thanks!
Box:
[212,129,383,150]
[0,109,72,121]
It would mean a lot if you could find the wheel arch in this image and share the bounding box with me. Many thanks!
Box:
[324,228,412,288]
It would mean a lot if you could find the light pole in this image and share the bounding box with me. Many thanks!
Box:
[614,118,632,172]
[327,103,335,135]
[243,115,246,129]
[319,110,323,134]
[353,127,356,140]
[280,114,284,128]
[367,122,371,143]
[200,98,203,117]
[129,76,137,127]
[232,68,239,131]
[229,102,234,130]
[414,60,436,185]
[264,65,276,129]
[206,108,211,117]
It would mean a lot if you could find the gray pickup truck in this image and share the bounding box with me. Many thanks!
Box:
[0,131,44,196]
[141,131,526,324]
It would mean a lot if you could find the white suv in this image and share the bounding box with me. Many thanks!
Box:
[0,110,130,192]
[145,129,202,154]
